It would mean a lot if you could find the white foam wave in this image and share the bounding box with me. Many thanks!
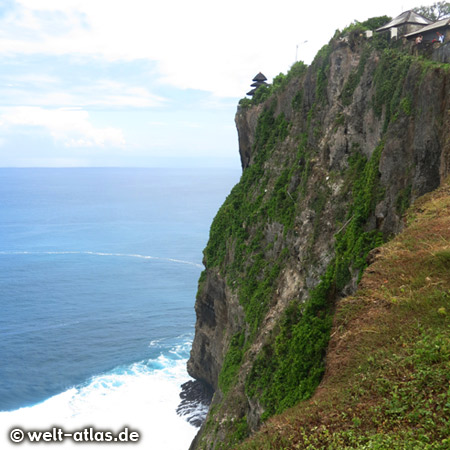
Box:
[178,401,210,426]
[148,333,194,350]
[149,337,166,348]
[0,351,201,449]
[0,250,203,268]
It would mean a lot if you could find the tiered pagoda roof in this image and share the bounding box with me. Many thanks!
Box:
[246,72,268,96]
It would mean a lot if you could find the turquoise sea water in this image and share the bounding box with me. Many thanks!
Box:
[0,167,239,449]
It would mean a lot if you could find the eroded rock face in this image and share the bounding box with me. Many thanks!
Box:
[187,270,245,391]
[187,36,450,449]
[235,103,264,170]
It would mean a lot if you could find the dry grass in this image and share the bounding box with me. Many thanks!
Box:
[236,180,450,450]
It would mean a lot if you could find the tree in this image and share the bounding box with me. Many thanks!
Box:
[413,1,450,21]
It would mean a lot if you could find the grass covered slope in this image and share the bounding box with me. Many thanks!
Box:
[237,180,450,450]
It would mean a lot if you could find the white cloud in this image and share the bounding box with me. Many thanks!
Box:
[0,0,423,98]
[0,0,427,167]
[4,74,60,85]
[0,106,126,148]
[82,82,166,108]
[0,76,165,109]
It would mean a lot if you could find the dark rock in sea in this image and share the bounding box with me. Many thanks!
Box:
[177,380,214,427]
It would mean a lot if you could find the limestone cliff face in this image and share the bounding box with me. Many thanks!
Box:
[187,35,450,449]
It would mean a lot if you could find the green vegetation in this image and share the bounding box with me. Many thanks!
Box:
[240,256,283,335]
[291,89,303,112]
[238,179,450,450]
[314,44,333,104]
[245,291,333,420]
[373,49,413,131]
[239,61,308,109]
[203,104,290,274]
[396,183,413,215]
[200,406,251,450]
[218,332,247,394]
[245,142,384,418]
[265,168,297,229]
[333,143,385,285]
[249,84,272,106]
[203,103,295,338]
[230,416,250,444]
[338,16,391,51]
[413,1,450,21]
[198,22,450,449]
[339,16,391,37]
[360,15,391,30]
[341,46,371,106]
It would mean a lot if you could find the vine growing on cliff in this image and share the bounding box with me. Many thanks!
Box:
[373,49,413,132]
[202,103,294,338]
[341,45,371,106]
[245,142,385,419]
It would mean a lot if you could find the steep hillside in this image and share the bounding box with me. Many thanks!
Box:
[237,179,450,449]
[187,24,450,449]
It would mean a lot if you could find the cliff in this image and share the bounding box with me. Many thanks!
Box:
[187,25,450,449]
[237,177,450,449]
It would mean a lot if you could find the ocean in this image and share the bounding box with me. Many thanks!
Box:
[0,167,239,449]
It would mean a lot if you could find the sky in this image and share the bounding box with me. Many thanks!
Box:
[0,0,425,168]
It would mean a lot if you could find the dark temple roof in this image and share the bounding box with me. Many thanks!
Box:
[252,72,267,82]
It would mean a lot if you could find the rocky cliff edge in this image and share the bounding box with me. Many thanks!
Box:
[187,30,450,449]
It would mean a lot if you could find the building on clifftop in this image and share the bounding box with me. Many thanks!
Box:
[405,17,450,44]
[246,72,268,96]
[375,10,433,40]
[405,18,450,63]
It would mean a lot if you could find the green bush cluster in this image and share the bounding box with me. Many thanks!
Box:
[245,292,333,419]
[264,169,297,229]
[218,332,247,394]
[240,255,282,334]
[361,15,391,30]
[291,89,304,112]
[338,15,391,38]
[250,85,272,105]
[254,107,290,162]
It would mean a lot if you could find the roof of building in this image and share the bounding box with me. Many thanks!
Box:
[246,88,257,96]
[251,81,269,87]
[376,10,433,32]
[404,17,450,38]
[252,72,267,82]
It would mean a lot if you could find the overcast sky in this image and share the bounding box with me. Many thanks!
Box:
[0,0,423,168]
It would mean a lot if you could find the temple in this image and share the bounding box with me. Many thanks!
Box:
[246,72,268,97]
